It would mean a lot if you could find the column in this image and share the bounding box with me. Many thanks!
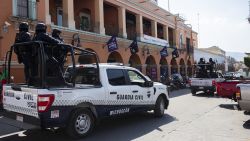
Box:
[94,0,105,35]
[136,14,143,40]
[163,25,169,41]
[45,0,51,24]
[118,7,127,38]
[151,21,157,38]
[63,0,75,29]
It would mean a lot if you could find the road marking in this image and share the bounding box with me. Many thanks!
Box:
[0,130,26,139]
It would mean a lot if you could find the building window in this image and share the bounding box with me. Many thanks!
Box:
[79,12,91,31]
[13,0,37,20]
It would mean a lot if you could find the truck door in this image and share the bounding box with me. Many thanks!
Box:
[125,69,154,108]
[105,69,133,116]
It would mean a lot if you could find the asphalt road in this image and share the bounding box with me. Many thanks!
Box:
[0,89,250,141]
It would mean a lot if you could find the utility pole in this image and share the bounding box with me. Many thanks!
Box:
[197,13,200,48]
[168,0,170,12]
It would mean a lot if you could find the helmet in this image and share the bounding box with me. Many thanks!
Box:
[52,29,61,37]
[200,58,204,61]
[209,58,213,62]
[19,22,29,32]
[35,23,47,33]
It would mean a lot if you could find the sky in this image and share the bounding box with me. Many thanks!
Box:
[158,0,250,53]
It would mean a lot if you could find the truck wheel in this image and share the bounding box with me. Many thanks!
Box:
[154,96,165,117]
[191,89,196,95]
[66,109,95,139]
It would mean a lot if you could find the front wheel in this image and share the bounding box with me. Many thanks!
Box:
[66,109,95,139]
[191,89,196,95]
[154,97,165,117]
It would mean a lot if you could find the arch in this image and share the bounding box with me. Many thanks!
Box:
[145,55,157,81]
[179,58,186,77]
[129,54,142,71]
[170,58,178,74]
[107,51,123,63]
[187,60,193,77]
[160,57,169,84]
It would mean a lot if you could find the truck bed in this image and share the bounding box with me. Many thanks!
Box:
[217,80,250,101]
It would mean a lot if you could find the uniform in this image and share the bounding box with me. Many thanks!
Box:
[33,23,65,86]
[14,22,32,82]
[52,29,68,72]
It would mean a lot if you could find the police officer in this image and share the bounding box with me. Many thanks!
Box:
[208,58,215,77]
[33,23,65,86]
[51,29,68,71]
[14,22,32,82]
[198,58,206,78]
[52,29,64,42]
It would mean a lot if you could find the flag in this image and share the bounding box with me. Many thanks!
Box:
[172,47,179,58]
[160,46,168,57]
[129,39,138,54]
[107,36,118,52]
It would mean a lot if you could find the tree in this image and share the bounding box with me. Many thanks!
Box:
[244,57,250,76]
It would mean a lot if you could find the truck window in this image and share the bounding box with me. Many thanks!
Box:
[65,67,99,86]
[127,70,146,86]
[107,69,126,86]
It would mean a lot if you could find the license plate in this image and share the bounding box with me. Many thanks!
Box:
[16,115,23,122]
[199,87,204,89]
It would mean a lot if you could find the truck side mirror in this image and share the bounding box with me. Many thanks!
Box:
[145,81,153,87]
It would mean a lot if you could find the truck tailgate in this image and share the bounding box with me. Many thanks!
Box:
[240,85,250,101]
[3,85,39,118]
[190,79,213,87]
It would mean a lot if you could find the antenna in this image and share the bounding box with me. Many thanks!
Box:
[248,0,250,23]
[197,13,200,47]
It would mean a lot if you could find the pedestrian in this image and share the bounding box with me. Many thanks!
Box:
[14,22,32,83]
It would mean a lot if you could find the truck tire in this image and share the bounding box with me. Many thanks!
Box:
[154,96,165,117]
[66,109,95,139]
[191,89,196,95]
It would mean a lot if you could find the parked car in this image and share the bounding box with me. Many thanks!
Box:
[223,72,235,80]
[216,79,250,101]
[236,84,250,113]
[169,73,186,90]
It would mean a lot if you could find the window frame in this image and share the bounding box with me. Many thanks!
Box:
[126,69,147,87]
[106,69,129,86]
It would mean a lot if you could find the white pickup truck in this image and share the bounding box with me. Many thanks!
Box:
[236,84,250,112]
[1,41,169,138]
[189,72,224,95]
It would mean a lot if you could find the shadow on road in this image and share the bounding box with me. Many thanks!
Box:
[1,113,177,141]
[243,119,250,129]
[169,88,190,98]
[192,92,218,98]
[219,104,238,110]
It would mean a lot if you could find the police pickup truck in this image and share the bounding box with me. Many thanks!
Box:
[189,64,224,95]
[1,41,169,138]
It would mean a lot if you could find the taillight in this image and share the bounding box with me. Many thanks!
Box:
[212,80,216,86]
[236,87,241,100]
[37,95,55,113]
[1,85,5,104]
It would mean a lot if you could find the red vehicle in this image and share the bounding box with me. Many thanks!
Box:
[216,79,250,101]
